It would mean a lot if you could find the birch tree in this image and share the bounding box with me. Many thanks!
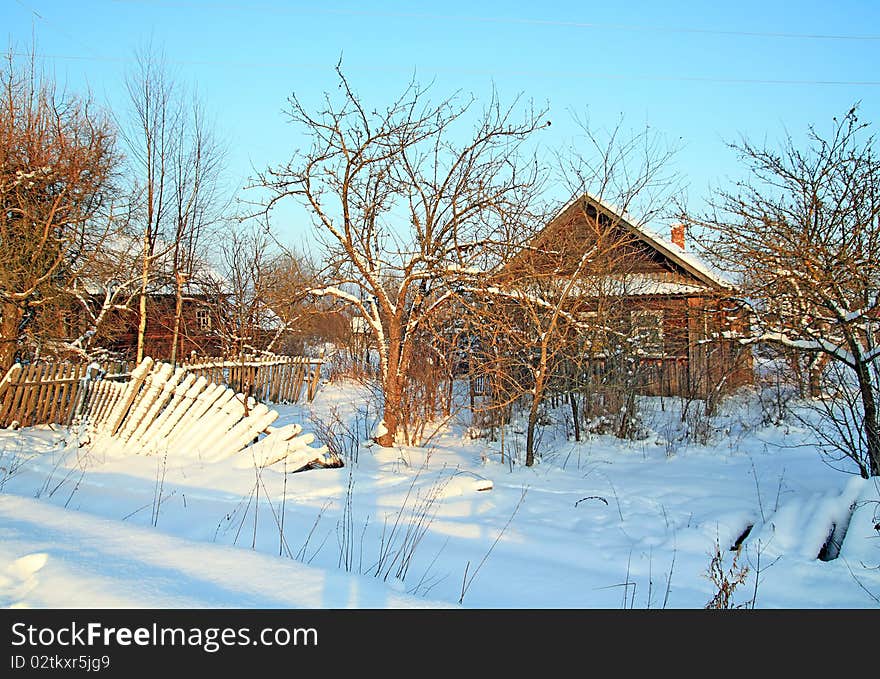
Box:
[122,48,178,364]
[169,97,225,365]
[258,66,547,446]
[684,107,880,478]
[122,49,226,364]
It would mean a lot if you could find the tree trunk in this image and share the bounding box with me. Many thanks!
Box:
[810,353,831,399]
[854,361,880,478]
[526,344,552,467]
[136,242,151,363]
[136,291,148,363]
[0,302,23,373]
[525,395,540,467]
[377,321,404,447]
[170,272,184,366]
[568,388,581,442]
[378,374,401,447]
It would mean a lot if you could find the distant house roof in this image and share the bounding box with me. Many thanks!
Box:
[570,273,712,297]
[77,231,229,297]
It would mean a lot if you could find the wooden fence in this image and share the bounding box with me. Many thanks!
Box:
[0,357,340,470]
[0,352,323,431]
[0,363,95,429]
[181,354,324,404]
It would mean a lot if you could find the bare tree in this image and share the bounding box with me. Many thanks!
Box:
[260,249,319,354]
[122,47,227,365]
[121,47,179,364]
[0,48,117,371]
[168,95,226,365]
[684,107,880,478]
[468,120,680,465]
[203,224,320,363]
[257,65,547,446]
[56,215,142,361]
[211,223,274,359]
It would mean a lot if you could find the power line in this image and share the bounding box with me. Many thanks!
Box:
[13,51,880,87]
[108,0,880,42]
[13,0,108,61]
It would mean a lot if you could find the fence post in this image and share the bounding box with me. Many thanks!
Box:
[0,364,23,426]
[71,363,98,426]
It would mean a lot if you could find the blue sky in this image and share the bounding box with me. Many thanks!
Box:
[4,0,880,248]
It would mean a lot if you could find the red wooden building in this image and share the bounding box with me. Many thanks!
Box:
[494,193,752,398]
[100,292,224,361]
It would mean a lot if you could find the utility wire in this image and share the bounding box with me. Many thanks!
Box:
[108,0,880,42]
[13,0,105,60]
[12,51,880,87]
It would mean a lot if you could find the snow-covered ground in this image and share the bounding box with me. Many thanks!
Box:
[1,378,878,609]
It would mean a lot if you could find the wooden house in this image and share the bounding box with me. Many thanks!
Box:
[99,292,224,361]
[491,193,752,399]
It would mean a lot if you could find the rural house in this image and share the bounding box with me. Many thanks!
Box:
[98,291,224,361]
[490,193,753,400]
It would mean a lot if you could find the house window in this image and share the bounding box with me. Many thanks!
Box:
[196,307,211,331]
[631,310,664,355]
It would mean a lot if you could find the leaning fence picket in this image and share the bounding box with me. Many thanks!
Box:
[129,367,185,447]
[165,382,226,449]
[155,376,206,445]
[207,403,279,463]
[145,373,199,448]
[105,358,155,437]
[0,366,19,424]
[182,388,240,456]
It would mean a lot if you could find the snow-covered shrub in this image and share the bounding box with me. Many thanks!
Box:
[754,356,800,427]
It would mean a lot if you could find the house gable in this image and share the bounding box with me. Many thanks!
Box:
[500,193,731,296]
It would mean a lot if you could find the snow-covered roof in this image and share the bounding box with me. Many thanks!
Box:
[571,274,711,297]
[75,231,229,297]
[549,193,735,291]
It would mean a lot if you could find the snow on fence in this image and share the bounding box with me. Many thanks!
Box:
[182,353,324,404]
[0,362,95,429]
[0,358,340,471]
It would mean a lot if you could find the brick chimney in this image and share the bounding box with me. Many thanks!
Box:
[670,223,686,250]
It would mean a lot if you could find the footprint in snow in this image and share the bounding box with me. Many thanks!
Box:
[0,552,48,608]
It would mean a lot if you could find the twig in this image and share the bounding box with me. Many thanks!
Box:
[459,486,528,604]
[233,481,258,546]
[842,557,880,605]
[297,501,330,561]
[749,456,766,523]
[662,547,676,609]
[574,495,608,507]
[280,456,287,557]
[252,467,260,549]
